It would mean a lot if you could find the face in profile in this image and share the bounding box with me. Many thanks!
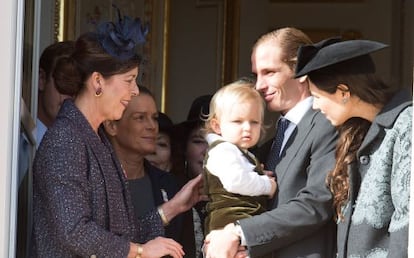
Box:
[145,131,172,171]
[252,42,305,115]
[309,81,351,126]
[100,67,139,121]
[185,126,208,178]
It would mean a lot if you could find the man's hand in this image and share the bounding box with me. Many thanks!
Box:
[204,223,247,258]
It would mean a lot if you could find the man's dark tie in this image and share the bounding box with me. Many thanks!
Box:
[265,118,290,172]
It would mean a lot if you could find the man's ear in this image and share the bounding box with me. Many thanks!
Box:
[298,75,308,83]
[102,120,117,136]
[38,68,47,92]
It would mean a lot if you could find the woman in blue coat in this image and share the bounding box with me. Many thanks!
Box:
[31,13,201,258]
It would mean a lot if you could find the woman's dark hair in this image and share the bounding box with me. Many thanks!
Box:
[308,67,397,221]
[326,117,371,221]
[53,32,142,96]
[158,112,174,136]
[170,95,212,185]
[137,84,154,98]
[308,62,395,106]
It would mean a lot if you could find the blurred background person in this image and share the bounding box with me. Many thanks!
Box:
[172,94,212,183]
[36,40,74,147]
[146,111,174,172]
[171,94,212,257]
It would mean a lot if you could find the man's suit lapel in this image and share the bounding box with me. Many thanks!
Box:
[275,109,317,184]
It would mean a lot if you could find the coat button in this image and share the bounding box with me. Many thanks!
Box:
[359,155,370,165]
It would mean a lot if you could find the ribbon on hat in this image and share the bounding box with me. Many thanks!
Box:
[295,37,341,77]
[97,4,149,61]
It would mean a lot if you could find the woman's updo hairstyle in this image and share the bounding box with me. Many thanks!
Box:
[53,5,149,97]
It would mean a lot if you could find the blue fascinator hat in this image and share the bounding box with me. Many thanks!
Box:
[96,4,149,61]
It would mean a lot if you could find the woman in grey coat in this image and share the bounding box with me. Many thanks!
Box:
[295,38,412,258]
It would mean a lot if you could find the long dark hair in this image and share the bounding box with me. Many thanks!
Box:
[308,67,396,221]
[327,117,370,221]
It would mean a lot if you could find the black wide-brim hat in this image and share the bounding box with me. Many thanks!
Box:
[172,94,212,143]
[295,37,388,78]
[158,112,174,136]
[176,94,212,128]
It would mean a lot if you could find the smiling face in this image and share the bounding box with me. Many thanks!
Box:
[212,100,262,150]
[309,81,352,126]
[100,67,139,121]
[110,93,159,156]
[252,42,308,115]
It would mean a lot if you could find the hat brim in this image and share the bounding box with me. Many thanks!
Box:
[295,39,388,78]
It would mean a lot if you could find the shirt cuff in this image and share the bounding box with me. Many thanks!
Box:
[234,221,247,246]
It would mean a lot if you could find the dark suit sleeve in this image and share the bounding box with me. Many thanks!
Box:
[240,112,338,257]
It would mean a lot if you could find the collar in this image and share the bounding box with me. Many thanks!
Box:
[373,90,412,128]
[206,133,223,144]
[283,96,313,125]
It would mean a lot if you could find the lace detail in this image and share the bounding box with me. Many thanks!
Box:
[351,137,393,228]
[349,248,387,258]
[352,107,411,232]
[389,108,411,232]
[193,208,204,258]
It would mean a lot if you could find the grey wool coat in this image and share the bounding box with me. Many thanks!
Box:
[337,91,412,258]
[30,100,164,258]
[249,108,338,258]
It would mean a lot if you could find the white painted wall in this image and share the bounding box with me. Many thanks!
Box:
[0,0,22,257]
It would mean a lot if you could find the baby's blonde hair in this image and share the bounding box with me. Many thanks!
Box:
[205,79,265,134]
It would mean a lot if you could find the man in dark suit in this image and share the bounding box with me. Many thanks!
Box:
[204,27,338,258]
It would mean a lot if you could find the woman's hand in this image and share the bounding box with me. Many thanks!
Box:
[161,174,207,221]
[142,237,184,258]
[129,237,184,258]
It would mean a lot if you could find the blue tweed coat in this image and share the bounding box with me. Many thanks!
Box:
[30,100,163,257]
